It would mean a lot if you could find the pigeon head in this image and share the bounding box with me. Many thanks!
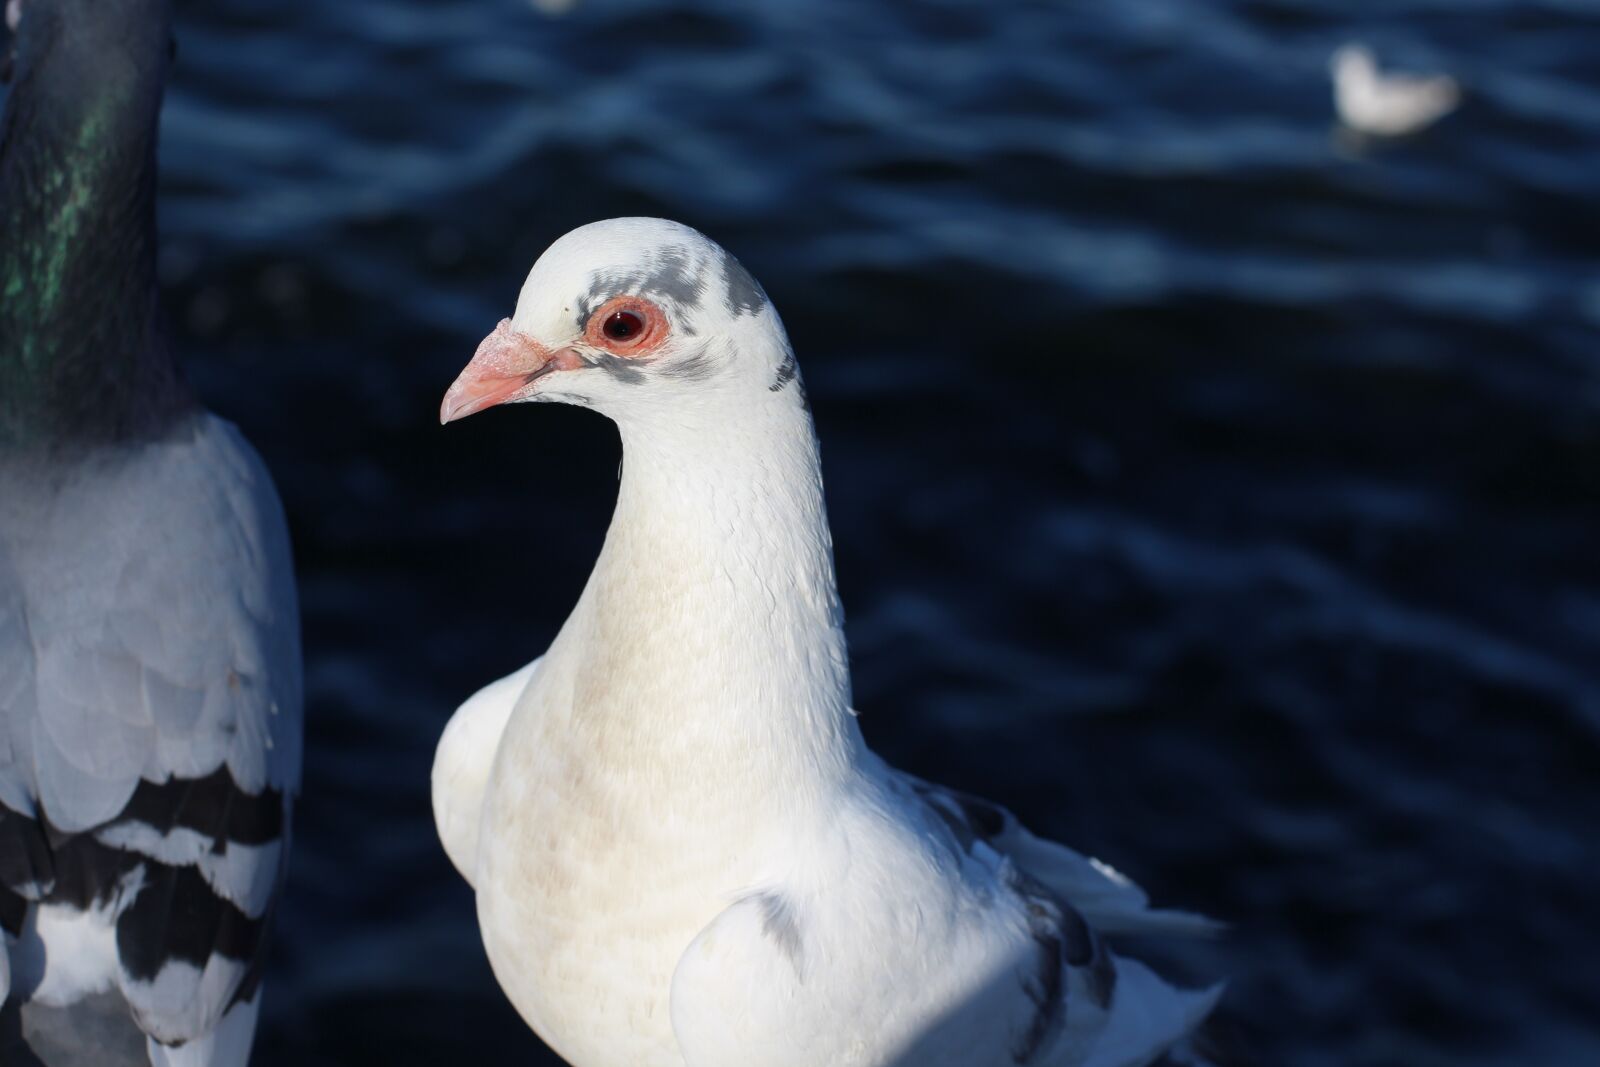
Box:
[1330,43,1374,82]
[440,218,803,425]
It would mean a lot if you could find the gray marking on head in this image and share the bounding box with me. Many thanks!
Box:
[769,352,798,392]
[768,345,808,409]
[579,352,650,385]
[659,344,719,384]
[578,245,708,327]
[721,248,768,317]
[755,892,804,975]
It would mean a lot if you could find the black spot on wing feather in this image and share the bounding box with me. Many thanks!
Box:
[0,771,287,1011]
[910,779,1013,858]
[1013,928,1065,1064]
[119,766,285,847]
[921,791,979,853]
[116,863,267,1001]
[42,830,141,912]
[952,791,1009,840]
[0,802,59,902]
[0,884,26,937]
[1005,864,1114,1063]
[1007,865,1071,1064]
[1010,867,1093,968]
[1086,942,1116,1010]
[0,800,140,913]
[901,780,1113,1061]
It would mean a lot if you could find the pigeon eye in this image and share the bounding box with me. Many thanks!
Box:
[585,296,668,356]
[603,310,646,343]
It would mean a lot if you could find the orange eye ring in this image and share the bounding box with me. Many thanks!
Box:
[584,296,669,357]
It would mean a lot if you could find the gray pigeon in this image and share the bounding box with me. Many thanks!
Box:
[0,2,302,1064]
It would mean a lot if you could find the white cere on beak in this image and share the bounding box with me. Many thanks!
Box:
[5,0,21,33]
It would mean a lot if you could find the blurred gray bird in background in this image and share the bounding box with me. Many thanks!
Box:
[0,1,302,1064]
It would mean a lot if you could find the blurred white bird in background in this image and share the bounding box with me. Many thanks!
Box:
[1332,43,1459,137]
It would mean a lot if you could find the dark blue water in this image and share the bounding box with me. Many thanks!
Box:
[94,0,1600,1063]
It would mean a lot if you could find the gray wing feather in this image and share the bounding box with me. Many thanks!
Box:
[6,417,300,822]
[903,772,1222,939]
[0,568,38,816]
[0,413,301,1042]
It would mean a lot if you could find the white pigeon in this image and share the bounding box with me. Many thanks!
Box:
[433,218,1222,1067]
[1,1,302,1064]
[1331,43,1459,137]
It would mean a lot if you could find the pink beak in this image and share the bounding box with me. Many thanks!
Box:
[440,319,582,424]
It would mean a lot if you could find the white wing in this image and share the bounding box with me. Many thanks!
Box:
[670,767,1219,1067]
[902,773,1222,939]
[432,657,541,887]
[1083,957,1221,1067]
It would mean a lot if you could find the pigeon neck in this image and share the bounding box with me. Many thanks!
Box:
[557,391,863,799]
[0,4,191,449]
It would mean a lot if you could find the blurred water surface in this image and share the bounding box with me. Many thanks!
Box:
[33,0,1600,1063]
